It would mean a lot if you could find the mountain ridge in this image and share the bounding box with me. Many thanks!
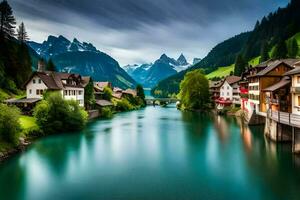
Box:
[28,35,136,89]
[124,53,191,88]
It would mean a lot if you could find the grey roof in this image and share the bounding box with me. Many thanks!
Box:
[284,67,300,76]
[4,98,41,104]
[24,71,87,90]
[263,77,291,92]
[254,59,298,77]
[95,99,113,107]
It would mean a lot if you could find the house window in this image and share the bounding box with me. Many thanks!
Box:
[227,92,229,96]
[297,76,300,84]
[29,89,32,94]
[36,89,43,95]
[78,91,82,95]
[227,86,229,90]
[33,79,36,84]
[38,79,41,84]
[298,96,300,106]
[69,90,71,96]
[64,90,68,96]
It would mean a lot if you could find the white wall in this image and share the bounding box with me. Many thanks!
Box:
[63,87,85,107]
[248,82,260,113]
[220,81,233,100]
[26,75,48,99]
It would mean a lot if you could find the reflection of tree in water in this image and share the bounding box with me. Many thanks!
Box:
[34,133,83,177]
[236,121,300,199]
[0,159,26,199]
[181,111,211,145]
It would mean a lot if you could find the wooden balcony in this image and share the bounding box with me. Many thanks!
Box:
[269,110,300,128]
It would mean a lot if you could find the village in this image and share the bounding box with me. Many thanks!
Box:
[4,60,141,120]
[210,58,300,153]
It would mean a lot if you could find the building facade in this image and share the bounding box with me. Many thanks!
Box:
[25,71,88,107]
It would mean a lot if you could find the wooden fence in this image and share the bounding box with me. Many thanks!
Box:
[270,110,300,128]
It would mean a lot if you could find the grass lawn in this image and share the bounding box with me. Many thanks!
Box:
[206,64,234,79]
[19,115,38,130]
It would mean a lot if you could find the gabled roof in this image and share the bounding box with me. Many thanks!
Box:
[225,76,241,85]
[263,77,291,92]
[123,89,137,97]
[95,82,111,89]
[24,71,86,90]
[95,99,113,107]
[251,59,299,77]
[112,92,122,99]
[284,67,300,76]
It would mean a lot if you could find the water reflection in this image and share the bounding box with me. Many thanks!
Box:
[0,106,300,199]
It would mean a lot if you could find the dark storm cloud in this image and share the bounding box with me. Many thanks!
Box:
[10,0,289,65]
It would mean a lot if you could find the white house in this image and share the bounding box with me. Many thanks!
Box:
[24,71,90,107]
[216,76,241,109]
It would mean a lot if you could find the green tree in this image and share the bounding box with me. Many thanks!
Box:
[46,59,56,71]
[271,39,288,59]
[234,54,247,76]
[260,41,270,62]
[136,85,145,100]
[34,92,88,134]
[0,104,21,144]
[288,38,299,58]
[102,86,112,101]
[178,70,209,110]
[84,78,95,109]
[0,0,16,38]
[17,22,29,42]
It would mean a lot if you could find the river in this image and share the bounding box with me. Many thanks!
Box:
[0,105,300,200]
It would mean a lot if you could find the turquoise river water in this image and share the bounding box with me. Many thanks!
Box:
[0,105,300,200]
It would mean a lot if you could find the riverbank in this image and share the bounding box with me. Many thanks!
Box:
[0,104,145,163]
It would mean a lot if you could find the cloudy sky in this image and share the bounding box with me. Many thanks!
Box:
[10,0,289,66]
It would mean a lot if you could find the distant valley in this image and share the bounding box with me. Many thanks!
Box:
[123,54,191,88]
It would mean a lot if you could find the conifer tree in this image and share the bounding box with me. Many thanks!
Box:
[271,39,288,59]
[0,0,16,38]
[47,59,56,71]
[17,22,29,42]
[288,38,298,58]
[234,54,247,76]
[260,41,270,63]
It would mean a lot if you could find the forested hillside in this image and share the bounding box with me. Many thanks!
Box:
[153,0,300,97]
[0,1,35,100]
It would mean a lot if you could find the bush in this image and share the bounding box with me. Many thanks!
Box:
[103,86,112,101]
[101,107,113,118]
[0,104,21,144]
[116,99,134,112]
[34,92,88,134]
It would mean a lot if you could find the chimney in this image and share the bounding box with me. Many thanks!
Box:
[37,60,46,72]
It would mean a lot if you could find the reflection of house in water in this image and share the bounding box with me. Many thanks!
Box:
[213,115,230,143]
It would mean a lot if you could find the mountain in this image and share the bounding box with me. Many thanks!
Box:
[153,0,300,97]
[28,35,136,89]
[193,58,202,65]
[152,32,250,97]
[27,35,99,59]
[124,54,190,88]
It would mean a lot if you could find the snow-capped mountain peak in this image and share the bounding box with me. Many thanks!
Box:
[27,35,99,59]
